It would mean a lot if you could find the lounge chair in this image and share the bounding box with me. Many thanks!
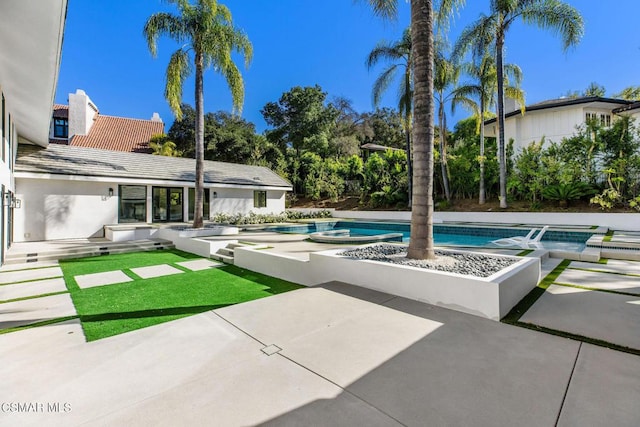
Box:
[492,226,549,248]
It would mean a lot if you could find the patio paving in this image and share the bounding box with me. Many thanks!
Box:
[554,269,640,295]
[520,284,640,350]
[0,293,76,330]
[0,266,63,285]
[557,343,640,426]
[74,270,133,289]
[0,281,638,426]
[570,259,640,275]
[130,264,184,279]
[0,277,67,302]
[175,259,222,271]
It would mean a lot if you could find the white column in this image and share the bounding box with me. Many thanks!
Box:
[146,185,153,223]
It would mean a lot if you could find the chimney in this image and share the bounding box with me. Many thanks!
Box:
[151,112,162,122]
[504,97,518,114]
[68,89,99,138]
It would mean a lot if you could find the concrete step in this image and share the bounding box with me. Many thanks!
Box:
[5,240,175,265]
[217,248,234,257]
[211,253,234,265]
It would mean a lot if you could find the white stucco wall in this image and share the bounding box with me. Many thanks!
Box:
[15,178,118,241]
[211,187,286,215]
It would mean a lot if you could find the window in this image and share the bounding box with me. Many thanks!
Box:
[253,190,267,208]
[53,118,68,138]
[119,185,147,223]
[585,112,611,127]
[1,94,5,162]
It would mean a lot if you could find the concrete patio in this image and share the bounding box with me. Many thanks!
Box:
[1,281,639,426]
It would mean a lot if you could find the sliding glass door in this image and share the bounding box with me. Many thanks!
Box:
[152,187,183,222]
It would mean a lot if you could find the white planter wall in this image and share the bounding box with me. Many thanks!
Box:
[15,178,118,241]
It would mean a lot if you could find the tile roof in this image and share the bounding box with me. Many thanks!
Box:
[52,104,68,118]
[16,144,292,189]
[70,115,164,154]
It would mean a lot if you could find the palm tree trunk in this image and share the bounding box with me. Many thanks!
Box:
[193,51,205,228]
[407,0,435,260]
[496,28,507,209]
[405,125,413,208]
[479,96,486,204]
[439,104,451,201]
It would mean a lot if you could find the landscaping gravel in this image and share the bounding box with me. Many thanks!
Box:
[339,244,518,277]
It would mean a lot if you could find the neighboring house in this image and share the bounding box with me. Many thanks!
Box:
[50,89,164,153]
[15,144,291,241]
[0,0,67,262]
[360,143,405,161]
[483,97,636,153]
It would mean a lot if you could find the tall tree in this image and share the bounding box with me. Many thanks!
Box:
[614,85,640,101]
[456,0,583,208]
[365,0,465,260]
[366,28,414,206]
[583,81,606,97]
[433,37,461,201]
[453,55,524,204]
[144,0,252,228]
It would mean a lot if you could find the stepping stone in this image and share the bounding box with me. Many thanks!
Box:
[175,259,222,271]
[554,269,640,295]
[130,264,184,279]
[75,270,133,289]
[520,284,640,351]
[0,278,67,302]
[0,294,77,330]
[570,260,640,276]
[0,266,63,285]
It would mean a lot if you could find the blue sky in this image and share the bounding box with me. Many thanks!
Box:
[55,1,640,133]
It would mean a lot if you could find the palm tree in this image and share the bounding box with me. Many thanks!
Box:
[144,0,252,228]
[365,0,465,260]
[149,134,182,157]
[433,37,461,202]
[456,0,583,208]
[366,28,413,207]
[454,56,525,204]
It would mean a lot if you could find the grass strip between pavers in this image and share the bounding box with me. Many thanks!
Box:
[568,266,640,278]
[517,249,534,257]
[0,291,69,305]
[0,316,79,336]
[60,249,303,342]
[503,259,640,357]
[552,282,640,298]
[502,259,571,323]
[0,275,64,286]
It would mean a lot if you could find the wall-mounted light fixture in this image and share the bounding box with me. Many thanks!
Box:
[213,191,218,199]
[108,188,114,197]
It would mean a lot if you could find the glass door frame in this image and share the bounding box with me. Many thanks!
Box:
[152,186,184,222]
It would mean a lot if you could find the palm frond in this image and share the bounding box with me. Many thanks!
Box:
[361,0,398,20]
[164,49,191,119]
[520,1,584,51]
[371,64,399,107]
[143,12,188,57]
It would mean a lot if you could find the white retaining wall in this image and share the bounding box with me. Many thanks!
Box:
[288,208,640,231]
[234,245,540,321]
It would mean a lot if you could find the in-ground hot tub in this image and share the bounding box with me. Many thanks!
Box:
[309,229,403,244]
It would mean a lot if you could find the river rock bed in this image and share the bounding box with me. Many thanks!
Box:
[339,244,518,278]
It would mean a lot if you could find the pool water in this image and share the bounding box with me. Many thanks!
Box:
[271,221,589,251]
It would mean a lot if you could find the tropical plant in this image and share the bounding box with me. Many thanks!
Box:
[149,134,182,157]
[542,182,595,207]
[614,85,640,101]
[366,27,414,205]
[364,0,466,260]
[583,81,606,97]
[456,0,583,208]
[144,0,252,228]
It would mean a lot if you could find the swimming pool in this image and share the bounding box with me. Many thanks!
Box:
[269,220,591,251]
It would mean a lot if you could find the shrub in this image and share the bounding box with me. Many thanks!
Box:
[211,210,332,225]
[542,182,596,207]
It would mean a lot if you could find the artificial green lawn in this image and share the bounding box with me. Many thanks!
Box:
[60,249,303,342]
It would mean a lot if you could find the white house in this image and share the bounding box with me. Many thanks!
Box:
[0,0,67,261]
[2,0,291,249]
[484,97,636,153]
[15,143,292,242]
